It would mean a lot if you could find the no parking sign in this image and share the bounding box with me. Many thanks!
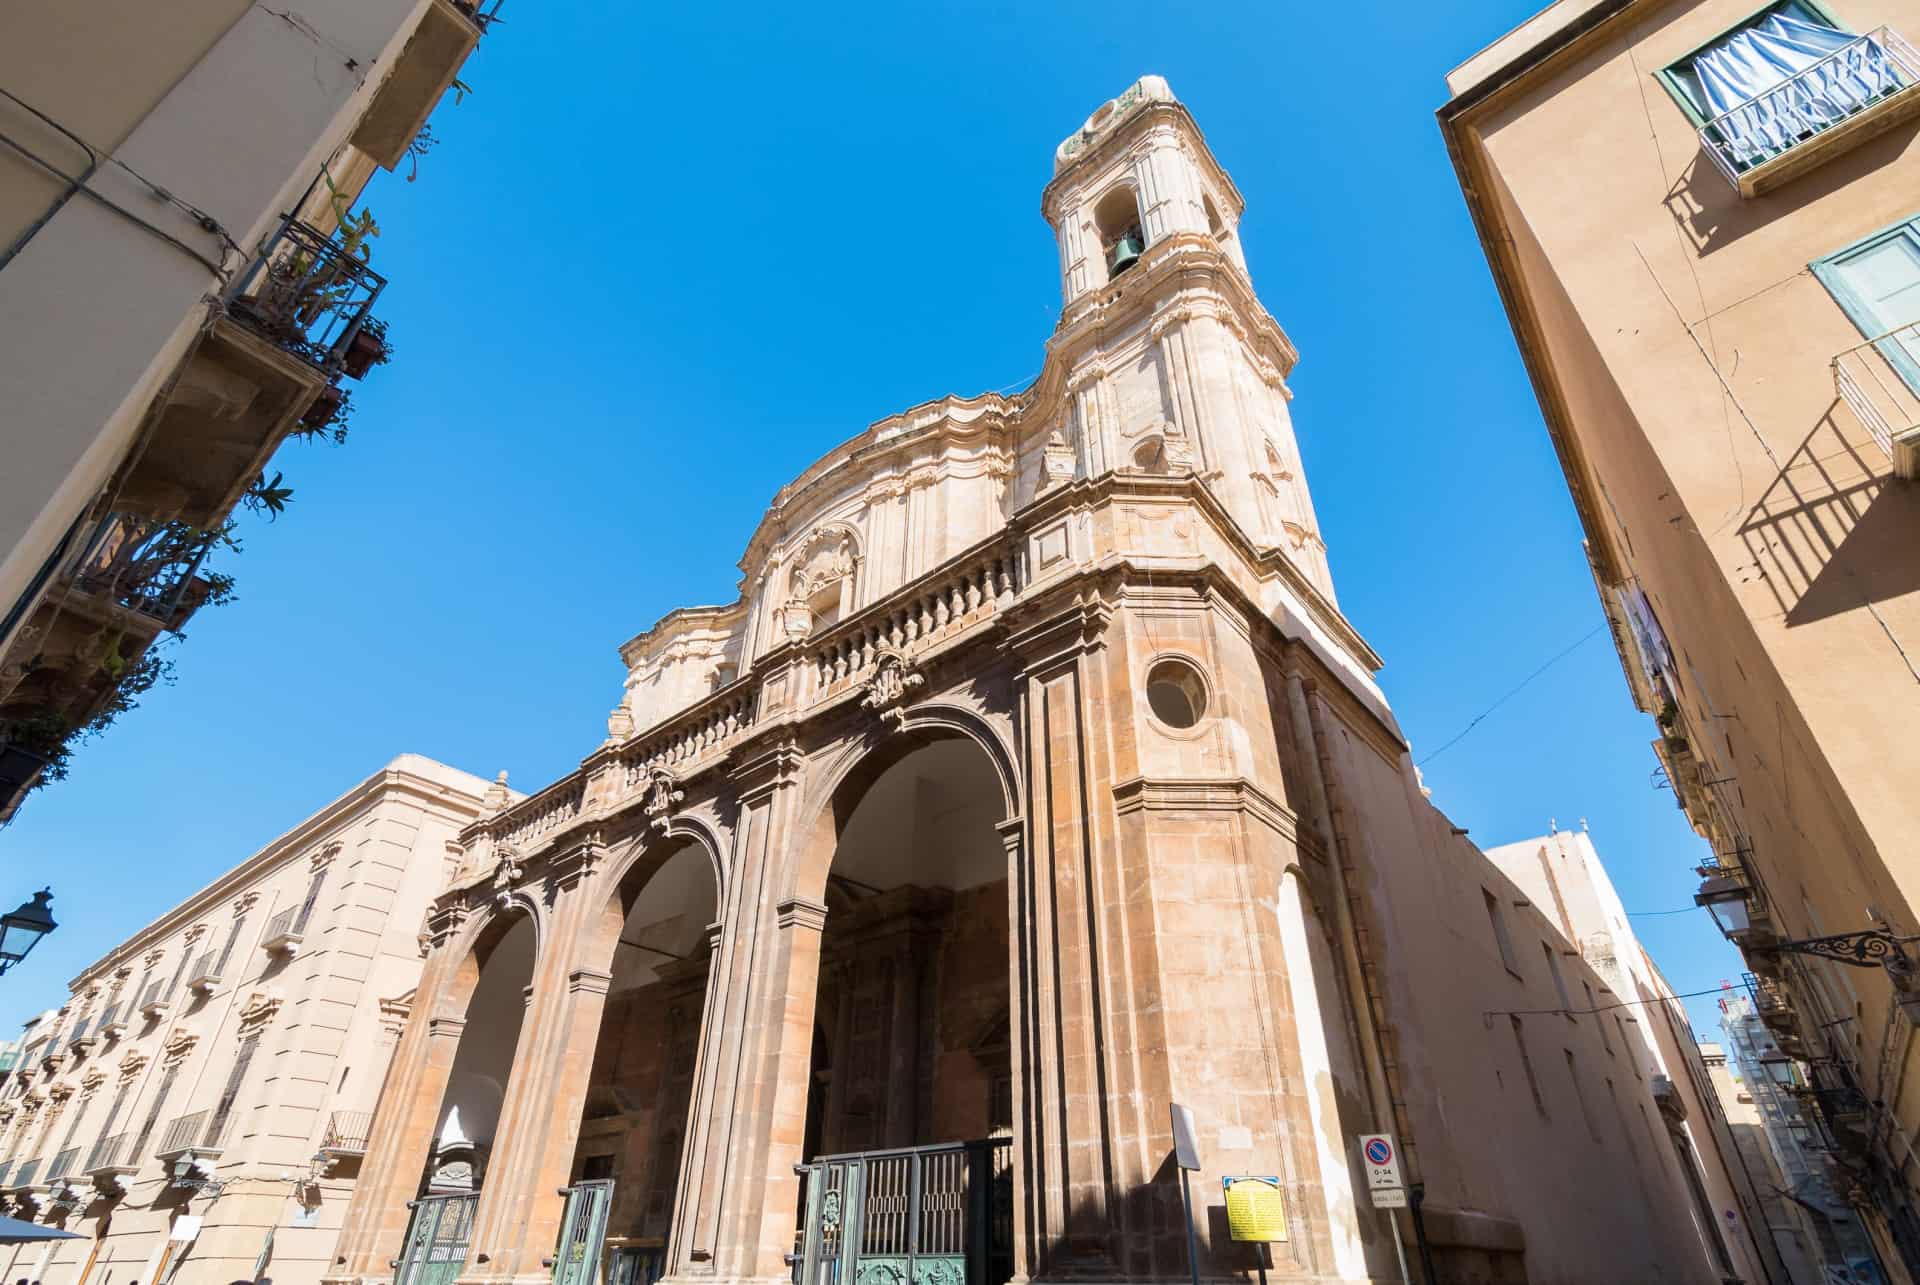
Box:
[1359,1133,1405,1208]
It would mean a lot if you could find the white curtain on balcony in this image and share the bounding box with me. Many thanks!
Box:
[1694,15,1895,166]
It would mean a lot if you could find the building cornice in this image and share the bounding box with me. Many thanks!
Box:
[65,758,497,991]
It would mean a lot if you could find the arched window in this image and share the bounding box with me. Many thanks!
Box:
[1093,186,1145,280]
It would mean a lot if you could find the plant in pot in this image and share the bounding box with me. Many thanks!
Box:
[341,315,391,380]
[299,384,352,442]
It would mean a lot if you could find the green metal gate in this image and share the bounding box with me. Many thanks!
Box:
[795,1140,1011,1285]
[394,1193,478,1285]
[553,1178,615,1285]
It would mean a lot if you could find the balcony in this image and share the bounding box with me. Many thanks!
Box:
[1701,27,1920,196]
[1747,973,1797,1033]
[261,905,305,958]
[45,1148,79,1184]
[137,980,170,1021]
[0,511,225,822]
[226,215,387,377]
[65,1017,94,1055]
[155,1110,223,1164]
[97,1006,126,1041]
[10,1157,41,1191]
[84,1133,137,1193]
[320,1110,372,1161]
[1834,323,1920,479]
[350,0,490,169]
[184,954,222,997]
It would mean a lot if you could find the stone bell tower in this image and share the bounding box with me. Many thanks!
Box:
[1040,75,1334,598]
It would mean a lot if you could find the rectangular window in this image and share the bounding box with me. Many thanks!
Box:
[1565,1049,1600,1142]
[1589,985,1612,1055]
[295,868,328,934]
[1511,1017,1547,1117]
[1617,1016,1639,1074]
[130,1064,180,1158]
[1484,890,1521,977]
[205,1036,259,1145]
[1658,1,1848,125]
[213,916,248,976]
[164,945,192,998]
[1543,942,1574,1017]
[1607,1078,1640,1162]
[1816,213,1920,396]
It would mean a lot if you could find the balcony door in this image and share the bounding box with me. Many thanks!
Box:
[1815,217,1920,390]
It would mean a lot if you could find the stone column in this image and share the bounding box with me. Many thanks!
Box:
[661,744,818,1285]
[460,844,614,1285]
[328,916,475,1285]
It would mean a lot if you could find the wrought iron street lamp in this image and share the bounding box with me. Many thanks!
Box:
[0,889,56,976]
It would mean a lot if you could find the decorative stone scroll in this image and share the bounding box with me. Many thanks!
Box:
[491,847,526,910]
[858,648,925,731]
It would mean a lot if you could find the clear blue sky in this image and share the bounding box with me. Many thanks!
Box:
[0,0,1748,1040]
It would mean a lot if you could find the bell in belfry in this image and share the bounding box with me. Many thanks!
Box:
[1107,225,1144,275]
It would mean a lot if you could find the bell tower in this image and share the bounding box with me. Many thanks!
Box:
[1040,76,1332,598]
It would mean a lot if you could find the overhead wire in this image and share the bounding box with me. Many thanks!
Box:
[1417,622,1608,766]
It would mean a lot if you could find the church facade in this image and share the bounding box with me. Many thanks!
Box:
[325,80,1756,1285]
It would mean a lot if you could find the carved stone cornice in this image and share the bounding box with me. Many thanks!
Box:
[1110,776,1298,841]
[310,842,342,871]
[117,1050,148,1080]
[162,1031,198,1064]
[776,896,829,934]
[231,892,260,916]
[567,968,613,997]
[237,990,282,1029]
[547,833,606,890]
[424,901,471,950]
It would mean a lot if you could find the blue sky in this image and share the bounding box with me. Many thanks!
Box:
[1,0,1748,1039]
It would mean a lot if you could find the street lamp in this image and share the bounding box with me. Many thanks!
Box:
[1696,874,1755,940]
[0,889,56,976]
[1759,1052,1799,1089]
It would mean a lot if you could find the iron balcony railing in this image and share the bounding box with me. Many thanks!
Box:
[68,513,220,631]
[451,0,506,30]
[321,1111,372,1155]
[46,1148,79,1182]
[1835,321,1920,478]
[85,1132,132,1174]
[184,953,222,995]
[1701,27,1920,188]
[263,905,303,953]
[13,1158,40,1189]
[227,213,387,372]
[157,1109,220,1158]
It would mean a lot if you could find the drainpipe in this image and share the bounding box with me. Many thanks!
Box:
[1284,676,1394,1132]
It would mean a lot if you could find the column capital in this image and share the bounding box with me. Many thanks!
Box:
[567,968,613,997]
[427,1016,467,1041]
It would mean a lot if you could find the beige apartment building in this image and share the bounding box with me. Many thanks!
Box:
[313,78,1753,1285]
[0,755,498,1285]
[1440,0,1920,1276]
[1484,827,1791,1284]
[0,0,492,822]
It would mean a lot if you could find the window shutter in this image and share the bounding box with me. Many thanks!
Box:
[206,1036,259,1145]
[295,868,327,934]
[129,1064,180,1157]
[214,916,248,975]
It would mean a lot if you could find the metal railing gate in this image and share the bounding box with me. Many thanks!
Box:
[794,1139,1011,1285]
[394,1193,478,1285]
[553,1178,615,1285]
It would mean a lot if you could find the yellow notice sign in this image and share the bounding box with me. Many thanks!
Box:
[1222,1176,1288,1243]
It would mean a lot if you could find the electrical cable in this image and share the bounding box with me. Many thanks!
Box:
[1417,622,1608,766]
[1485,983,1734,1022]
[1627,906,1704,917]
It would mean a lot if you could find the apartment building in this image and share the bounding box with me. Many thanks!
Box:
[0,755,500,1285]
[1485,826,1786,1284]
[1441,0,1920,1274]
[0,0,496,822]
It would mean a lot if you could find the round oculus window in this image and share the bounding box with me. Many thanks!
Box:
[1145,659,1208,730]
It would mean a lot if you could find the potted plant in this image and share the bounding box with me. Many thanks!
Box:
[301,383,349,433]
[341,316,390,380]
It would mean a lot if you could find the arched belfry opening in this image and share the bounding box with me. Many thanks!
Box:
[428,913,537,1196]
[566,838,721,1285]
[1094,185,1145,281]
[795,732,1015,1285]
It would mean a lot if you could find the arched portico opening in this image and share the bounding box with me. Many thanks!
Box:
[561,836,722,1285]
[794,730,1016,1285]
[425,913,537,1198]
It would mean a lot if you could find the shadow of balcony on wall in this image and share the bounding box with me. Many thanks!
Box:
[1736,408,1920,627]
